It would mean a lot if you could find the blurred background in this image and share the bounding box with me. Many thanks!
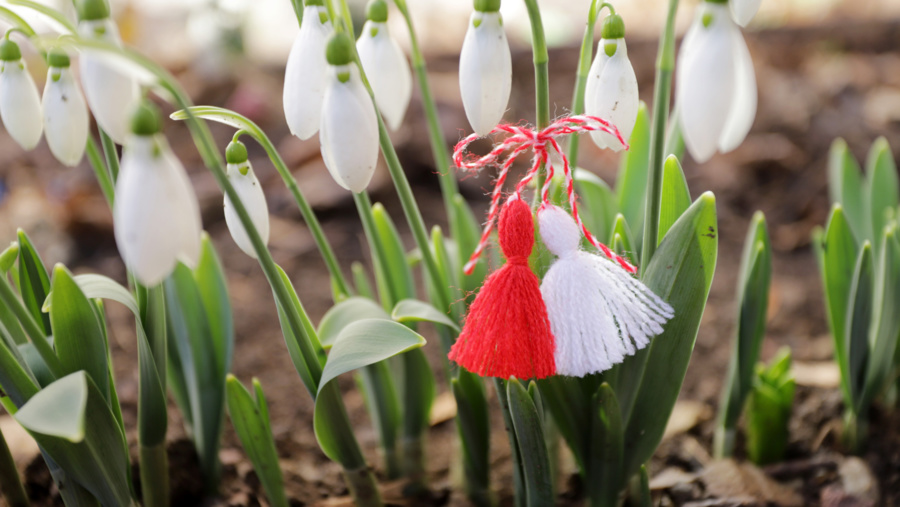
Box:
[1,0,899,504]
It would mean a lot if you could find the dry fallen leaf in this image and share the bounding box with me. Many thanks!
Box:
[663,400,713,440]
[792,361,841,388]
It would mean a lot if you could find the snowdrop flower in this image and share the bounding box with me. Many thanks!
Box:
[42,50,89,166]
[730,0,761,27]
[283,0,332,140]
[676,0,757,163]
[584,13,638,151]
[76,0,140,145]
[113,101,202,286]
[320,33,380,193]
[459,0,511,136]
[0,38,42,151]
[223,139,270,258]
[357,0,412,131]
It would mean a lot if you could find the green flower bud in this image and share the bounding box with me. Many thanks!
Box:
[226,140,249,165]
[130,100,162,136]
[601,13,625,40]
[325,32,355,66]
[366,0,388,22]
[474,0,501,13]
[47,49,71,68]
[0,39,21,62]
[75,0,111,21]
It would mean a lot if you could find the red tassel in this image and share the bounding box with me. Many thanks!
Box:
[449,196,556,379]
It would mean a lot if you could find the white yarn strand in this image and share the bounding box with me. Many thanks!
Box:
[538,205,674,377]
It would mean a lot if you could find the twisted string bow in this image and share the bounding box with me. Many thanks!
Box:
[453,114,637,275]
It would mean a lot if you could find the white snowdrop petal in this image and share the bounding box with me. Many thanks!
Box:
[114,137,183,285]
[42,67,89,166]
[584,43,611,150]
[357,20,413,131]
[717,25,757,154]
[0,61,43,151]
[677,4,736,163]
[283,6,331,140]
[320,65,380,193]
[585,39,639,152]
[224,161,270,258]
[163,148,203,268]
[459,11,512,136]
[730,0,762,27]
[78,19,140,145]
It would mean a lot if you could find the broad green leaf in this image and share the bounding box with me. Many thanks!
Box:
[0,293,27,346]
[0,339,38,407]
[616,102,650,241]
[845,243,873,409]
[48,265,109,401]
[861,228,900,410]
[657,155,691,244]
[18,342,52,388]
[821,205,858,402]
[609,214,636,264]
[586,384,623,505]
[623,192,718,478]
[372,203,416,303]
[16,230,51,335]
[453,195,488,295]
[429,226,464,326]
[507,378,553,507]
[866,137,899,251]
[537,375,594,471]
[351,262,375,299]
[400,348,436,439]
[356,360,400,477]
[451,370,490,495]
[575,169,618,245]
[392,299,459,331]
[15,371,131,507]
[828,139,867,241]
[0,242,17,272]
[226,376,288,507]
[273,266,323,398]
[317,297,389,348]
[314,320,424,462]
[194,234,234,380]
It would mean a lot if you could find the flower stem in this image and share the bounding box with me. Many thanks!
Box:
[639,0,680,275]
[100,128,120,181]
[86,137,115,207]
[522,0,551,205]
[392,0,461,240]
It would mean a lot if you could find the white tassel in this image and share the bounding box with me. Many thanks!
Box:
[538,205,674,377]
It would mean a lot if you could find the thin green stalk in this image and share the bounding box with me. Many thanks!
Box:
[0,272,63,377]
[86,137,115,207]
[100,128,120,182]
[392,0,461,240]
[639,0,680,275]
[522,0,551,206]
[0,425,28,507]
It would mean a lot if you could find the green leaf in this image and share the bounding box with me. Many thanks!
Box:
[575,169,618,246]
[16,230,51,335]
[609,214,636,264]
[0,339,38,408]
[428,226,464,326]
[537,375,594,471]
[587,384,623,505]
[351,262,375,299]
[451,370,490,496]
[314,320,424,462]
[845,243,873,409]
[866,137,899,251]
[193,234,234,380]
[225,376,288,507]
[15,371,131,507]
[622,192,718,478]
[506,378,553,507]
[0,242,17,272]
[616,102,650,245]
[372,203,416,303]
[356,360,401,477]
[48,265,109,401]
[391,298,459,331]
[746,348,794,465]
[453,195,488,295]
[317,297,389,348]
[861,227,900,410]
[828,139,868,241]
[657,155,691,244]
[821,205,859,402]
[400,348,435,439]
[273,266,324,398]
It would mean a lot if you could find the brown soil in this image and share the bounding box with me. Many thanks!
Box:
[4,18,900,507]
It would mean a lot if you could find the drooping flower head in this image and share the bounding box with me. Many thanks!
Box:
[283,0,332,140]
[223,139,270,259]
[319,32,380,193]
[113,100,202,286]
[357,0,412,131]
[459,0,511,136]
[585,12,639,151]
[75,0,140,144]
[676,0,757,163]
[42,49,89,166]
[0,37,42,151]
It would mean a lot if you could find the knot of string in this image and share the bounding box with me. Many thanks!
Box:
[453,114,637,276]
